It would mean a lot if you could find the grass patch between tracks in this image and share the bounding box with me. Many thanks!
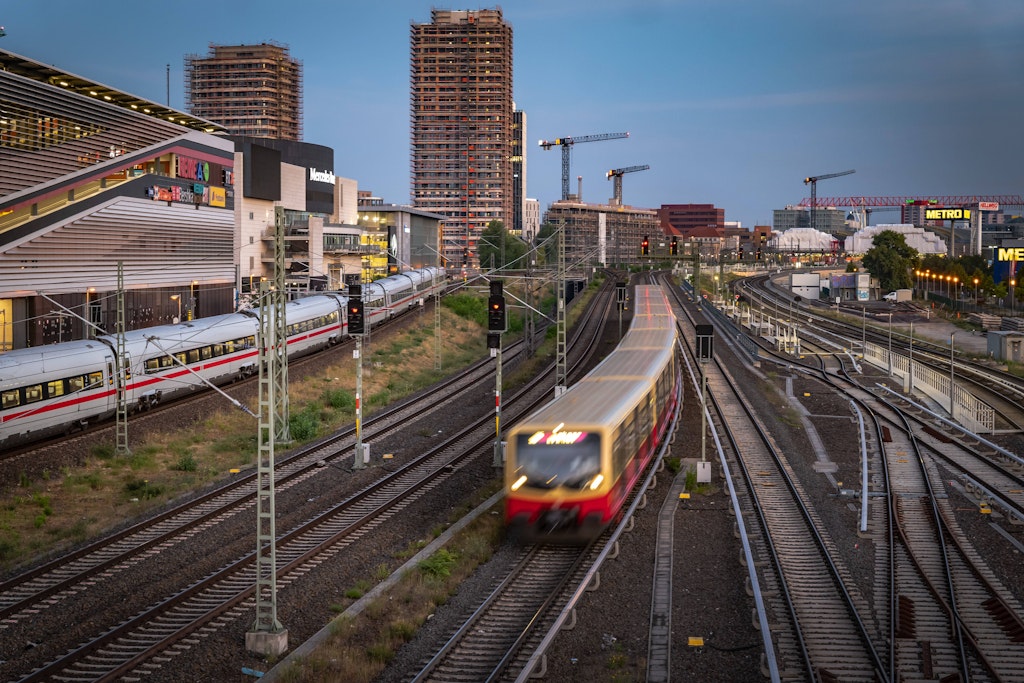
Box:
[0,305,485,573]
[272,488,504,683]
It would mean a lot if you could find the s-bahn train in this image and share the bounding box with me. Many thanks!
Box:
[0,267,445,449]
[504,285,681,543]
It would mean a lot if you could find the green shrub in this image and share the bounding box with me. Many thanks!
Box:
[123,477,164,500]
[322,388,354,410]
[172,453,198,472]
[289,407,320,441]
[444,294,487,326]
[418,548,458,579]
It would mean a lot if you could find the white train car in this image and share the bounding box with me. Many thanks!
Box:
[0,340,117,445]
[121,312,262,408]
[0,267,445,448]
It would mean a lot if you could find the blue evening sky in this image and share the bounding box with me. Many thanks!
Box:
[3,0,1022,228]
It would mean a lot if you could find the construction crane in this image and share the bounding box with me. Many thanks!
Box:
[803,169,854,230]
[540,132,629,200]
[607,164,650,205]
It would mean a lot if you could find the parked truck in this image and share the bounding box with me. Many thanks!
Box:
[882,288,912,302]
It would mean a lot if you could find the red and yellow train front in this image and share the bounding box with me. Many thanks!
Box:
[505,426,613,542]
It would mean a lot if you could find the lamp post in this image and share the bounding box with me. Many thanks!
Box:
[953,276,959,313]
[909,321,914,391]
[949,332,955,417]
[973,277,979,313]
[1011,278,1016,317]
[189,280,197,321]
[887,312,893,376]
[862,306,866,352]
[170,294,181,323]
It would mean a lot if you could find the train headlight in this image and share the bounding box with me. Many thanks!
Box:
[589,474,604,491]
[511,475,528,492]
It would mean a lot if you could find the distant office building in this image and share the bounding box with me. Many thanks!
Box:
[544,200,659,268]
[510,106,526,237]
[185,42,303,141]
[659,204,724,235]
[410,8,514,268]
[774,205,846,233]
[524,198,540,243]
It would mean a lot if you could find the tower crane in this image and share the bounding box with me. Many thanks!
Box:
[607,164,650,205]
[540,132,629,200]
[803,169,854,230]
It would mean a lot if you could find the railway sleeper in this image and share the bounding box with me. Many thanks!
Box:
[745,575,778,598]
[895,594,916,639]
[982,595,1024,642]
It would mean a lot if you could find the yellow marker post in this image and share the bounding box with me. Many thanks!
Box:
[679,492,690,499]
[688,637,704,647]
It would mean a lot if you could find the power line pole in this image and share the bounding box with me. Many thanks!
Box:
[247,279,288,656]
[555,221,567,396]
[115,262,130,457]
[272,207,290,444]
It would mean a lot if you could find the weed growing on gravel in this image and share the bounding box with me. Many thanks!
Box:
[278,506,502,683]
[418,548,457,578]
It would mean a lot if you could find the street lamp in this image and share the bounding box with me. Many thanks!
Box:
[949,332,956,417]
[1011,279,1017,316]
[170,294,181,323]
[973,277,979,312]
[861,306,866,352]
[887,311,893,376]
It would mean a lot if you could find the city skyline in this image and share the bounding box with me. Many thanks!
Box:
[3,0,1022,228]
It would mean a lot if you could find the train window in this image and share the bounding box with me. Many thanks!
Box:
[513,432,602,490]
[174,352,187,366]
[145,358,161,373]
[47,379,65,398]
[24,384,43,404]
[86,372,103,389]
[246,336,256,347]
[186,349,200,364]
[200,346,212,360]
[1,389,20,410]
[212,344,224,357]
[329,311,338,323]
[622,412,636,456]
[68,376,85,393]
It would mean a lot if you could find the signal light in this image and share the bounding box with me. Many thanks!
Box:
[641,235,649,256]
[738,247,744,260]
[488,295,506,332]
[348,298,365,335]
[670,236,678,256]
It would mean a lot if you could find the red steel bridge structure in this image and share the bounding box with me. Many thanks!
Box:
[798,195,1024,209]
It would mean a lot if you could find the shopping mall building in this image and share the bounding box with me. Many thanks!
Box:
[0,49,442,351]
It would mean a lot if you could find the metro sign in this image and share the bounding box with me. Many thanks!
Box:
[997,248,1024,262]
[925,208,971,221]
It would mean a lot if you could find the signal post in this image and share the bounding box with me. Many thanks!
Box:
[348,285,368,469]
[488,280,507,467]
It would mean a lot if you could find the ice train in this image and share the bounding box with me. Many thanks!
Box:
[0,267,445,448]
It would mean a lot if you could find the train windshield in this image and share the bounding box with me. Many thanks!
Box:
[512,431,601,490]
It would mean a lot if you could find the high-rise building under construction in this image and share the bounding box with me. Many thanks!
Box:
[410,9,514,269]
[184,42,303,141]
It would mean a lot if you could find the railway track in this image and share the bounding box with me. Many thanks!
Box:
[1,280,617,682]
[738,303,1024,680]
[667,280,886,681]
[819,358,1024,680]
